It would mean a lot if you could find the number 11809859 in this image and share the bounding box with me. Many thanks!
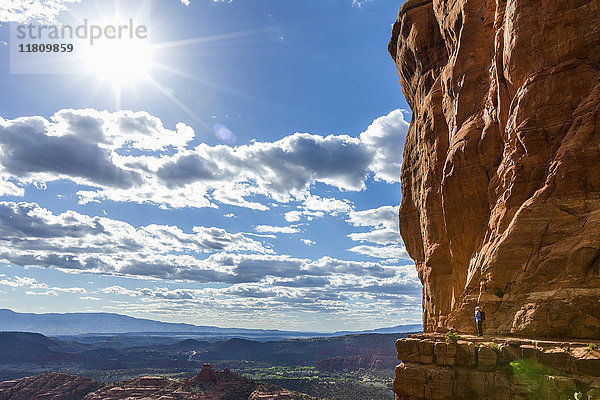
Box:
[18,43,73,52]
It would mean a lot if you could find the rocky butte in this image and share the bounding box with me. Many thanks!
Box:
[388,0,600,398]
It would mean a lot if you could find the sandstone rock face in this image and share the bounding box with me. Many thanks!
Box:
[389,0,600,338]
[393,333,600,400]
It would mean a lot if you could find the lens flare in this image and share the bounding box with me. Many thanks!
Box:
[213,123,237,145]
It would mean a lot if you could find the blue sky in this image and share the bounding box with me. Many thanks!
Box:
[0,0,418,332]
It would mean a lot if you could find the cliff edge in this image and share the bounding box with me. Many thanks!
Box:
[389,0,600,338]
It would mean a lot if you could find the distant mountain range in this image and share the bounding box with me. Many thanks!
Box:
[0,309,421,339]
[0,331,412,398]
[333,324,423,336]
[0,330,406,373]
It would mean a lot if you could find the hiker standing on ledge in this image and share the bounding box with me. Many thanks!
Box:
[475,306,485,336]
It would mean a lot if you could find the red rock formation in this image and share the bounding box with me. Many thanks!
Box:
[0,368,315,400]
[389,0,600,339]
[190,363,218,383]
[0,372,101,400]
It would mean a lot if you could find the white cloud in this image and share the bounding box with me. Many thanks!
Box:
[0,108,410,211]
[25,286,85,295]
[348,244,410,261]
[284,211,302,222]
[100,286,139,296]
[86,259,421,320]
[0,275,86,295]
[347,205,400,245]
[347,205,397,228]
[243,232,276,239]
[139,287,197,300]
[348,229,400,245]
[0,1,189,23]
[0,276,36,287]
[26,290,59,296]
[303,195,353,215]
[77,259,421,326]
[89,264,421,324]
[80,296,101,301]
[99,285,201,300]
[360,109,408,183]
[0,201,411,287]
[54,286,87,293]
[149,131,373,207]
[0,201,269,281]
[282,195,351,223]
[351,0,373,8]
[255,225,299,234]
[284,209,324,222]
[0,106,419,325]
[0,0,80,24]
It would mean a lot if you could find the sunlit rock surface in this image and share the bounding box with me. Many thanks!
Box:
[389,0,600,339]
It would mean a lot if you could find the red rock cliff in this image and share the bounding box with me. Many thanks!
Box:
[389,0,600,338]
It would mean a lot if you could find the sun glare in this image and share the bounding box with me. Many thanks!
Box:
[84,39,154,85]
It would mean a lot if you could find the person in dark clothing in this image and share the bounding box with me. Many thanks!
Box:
[475,306,484,336]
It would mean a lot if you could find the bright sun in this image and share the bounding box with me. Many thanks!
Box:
[84,39,154,85]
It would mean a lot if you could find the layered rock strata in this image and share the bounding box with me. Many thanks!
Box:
[389,0,600,338]
[393,334,600,400]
